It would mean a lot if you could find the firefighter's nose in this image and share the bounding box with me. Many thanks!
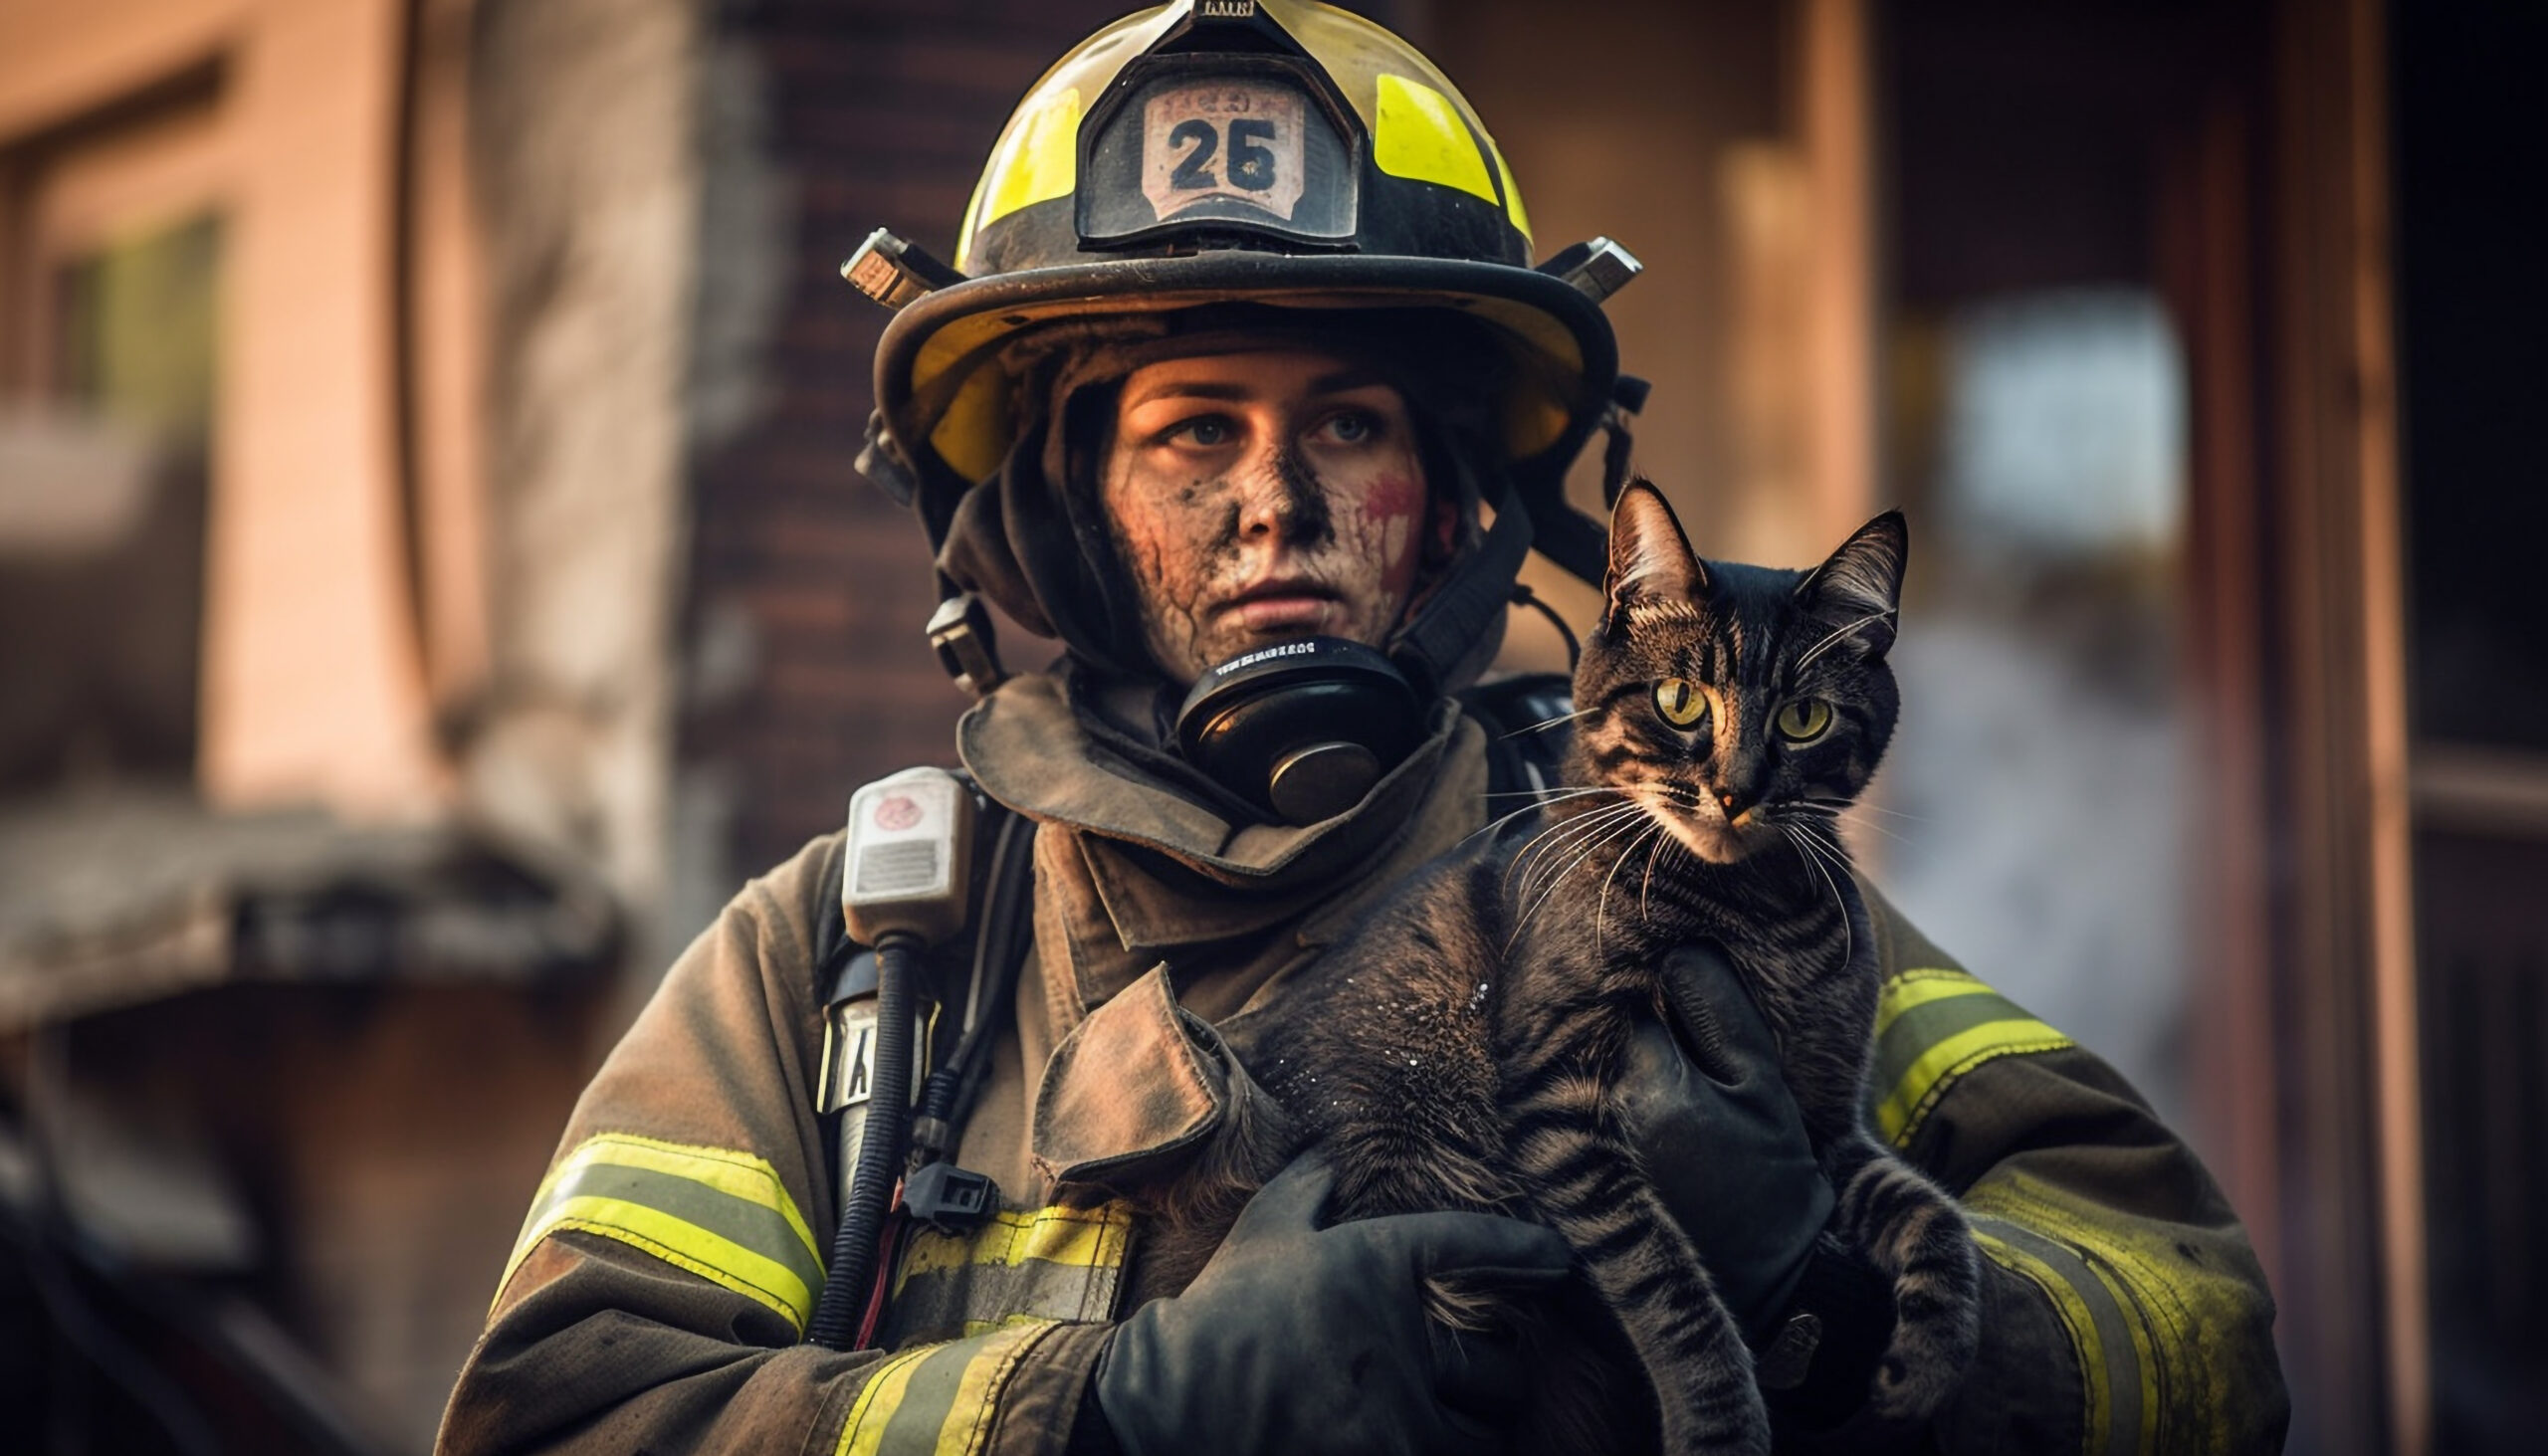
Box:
[1237,463,1292,538]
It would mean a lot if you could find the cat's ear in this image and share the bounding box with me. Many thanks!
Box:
[1797,510,1907,656]
[1603,481,1708,617]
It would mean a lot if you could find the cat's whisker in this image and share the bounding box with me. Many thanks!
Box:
[1780,823,1856,968]
[1459,787,1617,853]
[1488,714,1590,744]
[1789,819,1851,873]
[1504,802,1645,905]
[1504,801,1630,886]
[1639,827,1671,924]
[1518,803,1650,910]
[1515,796,1644,867]
[1509,807,1655,948]
[1824,809,1916,850]
[1797,819,1853,865]
[1517,813,1647,944]
[1595,823,1663,953]
[1483,784,1610,800]
[1803,796,1932,825]
[1797,608,1898,670]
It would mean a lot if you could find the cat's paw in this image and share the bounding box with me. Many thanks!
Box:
[1867,1333,1968,1423]
[1833,1152,1983,1423]
[1862,1242,1982,1423]
[1661,1381,1769,1456]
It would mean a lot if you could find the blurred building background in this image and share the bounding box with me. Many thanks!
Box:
[0,0,2536,1452]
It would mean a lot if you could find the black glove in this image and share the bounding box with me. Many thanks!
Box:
[1089,1155,1576,1456]
[1615,941,1895,1423]
[1616,941,1832,1333]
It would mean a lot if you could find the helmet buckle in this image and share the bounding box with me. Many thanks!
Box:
[927,594,1008,700]
[1539,236,1645,305]
[842,228,965,312]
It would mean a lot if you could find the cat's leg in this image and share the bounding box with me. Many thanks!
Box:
[1821,1133,1982,1422]
[1514,1077,1771,1456]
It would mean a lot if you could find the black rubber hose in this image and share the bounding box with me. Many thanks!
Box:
[806,932,920,1350]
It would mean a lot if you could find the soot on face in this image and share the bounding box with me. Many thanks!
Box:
[1099,352,1436,685]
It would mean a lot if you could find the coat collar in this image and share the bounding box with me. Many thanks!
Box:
[961,669,1489,1192]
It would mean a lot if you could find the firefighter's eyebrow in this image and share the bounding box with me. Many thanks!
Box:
[1127,380,1252,406]
[1309,367,1385,395]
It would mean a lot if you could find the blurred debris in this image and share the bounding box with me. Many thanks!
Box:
[0,789,618,1033]
[0,406,160,559]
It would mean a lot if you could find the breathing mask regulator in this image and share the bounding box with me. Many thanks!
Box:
[1173,637,1419,825]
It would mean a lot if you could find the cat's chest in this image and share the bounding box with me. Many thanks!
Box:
[1497,852,1846,1009]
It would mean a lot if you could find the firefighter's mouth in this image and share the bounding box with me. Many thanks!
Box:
[1219,578,1340,633]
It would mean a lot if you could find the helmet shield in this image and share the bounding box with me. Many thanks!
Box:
[1078,67,1360,251]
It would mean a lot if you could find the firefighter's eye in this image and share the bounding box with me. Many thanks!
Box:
[1316,409,1377,445]
[1653,678,1710,729]
[1775,698,1833,742]
[1161,415,1234,448]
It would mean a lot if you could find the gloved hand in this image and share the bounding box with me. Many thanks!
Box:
[1090,1154,1576,1456]
[1618,942,1911,1435]
[1615,940,1834,1336]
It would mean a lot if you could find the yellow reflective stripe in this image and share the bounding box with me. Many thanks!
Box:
[952,178,987,273]
[2090,1252,2163,1456]
[1973,1224,2116,1456]
[1487,133,1531,242]
[897,1203,1132,1282]
[542,1199,814,1330]
[836,1322,1056,1456]
[500,1134,824,1331]
[1372,74,1497,203]
[838,1343,943,1456]
[1876,1012,2075,1145]
[541,1134,823,1258]
[1874,964,1992,1037]
[882,1203,1134,1348]
[1972,1170,2259,1452]
[976,87,1082,233]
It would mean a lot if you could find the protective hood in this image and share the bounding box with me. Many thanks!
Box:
[930,304,1529,698]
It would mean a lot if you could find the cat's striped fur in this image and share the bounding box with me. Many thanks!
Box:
[1249,482,1980,1452]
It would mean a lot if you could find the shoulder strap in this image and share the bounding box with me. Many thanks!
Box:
[814,772,1032,1199]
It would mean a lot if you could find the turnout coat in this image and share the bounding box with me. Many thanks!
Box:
[437,673,2288,1455]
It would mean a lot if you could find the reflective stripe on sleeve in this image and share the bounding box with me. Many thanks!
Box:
[1968,1170,2261,1455]
[836,1320,1058,1456]
[1870,966,2075,1146]
[881,1202,1135,1348]
[1972,1216,2149,1456]
[499,1133,826,1332]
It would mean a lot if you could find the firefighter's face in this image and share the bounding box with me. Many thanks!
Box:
[1101,350,1446,686]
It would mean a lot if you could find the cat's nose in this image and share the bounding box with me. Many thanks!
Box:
[1715,787,1752,819]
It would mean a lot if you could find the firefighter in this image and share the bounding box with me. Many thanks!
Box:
[439,4,2288,1452]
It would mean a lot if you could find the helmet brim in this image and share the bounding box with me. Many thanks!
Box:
[873,251,1620,505]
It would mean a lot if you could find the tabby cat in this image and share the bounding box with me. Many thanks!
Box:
[1247,482,1980,1452]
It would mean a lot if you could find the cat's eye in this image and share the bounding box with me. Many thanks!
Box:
[1775,698,1833,742]
[1653,678,1710,729]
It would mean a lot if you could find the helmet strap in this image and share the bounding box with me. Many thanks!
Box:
[1385,483,1533,698]
[926,577,1008,701]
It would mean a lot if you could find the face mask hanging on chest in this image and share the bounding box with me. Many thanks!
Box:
[1173,636,1424,825]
